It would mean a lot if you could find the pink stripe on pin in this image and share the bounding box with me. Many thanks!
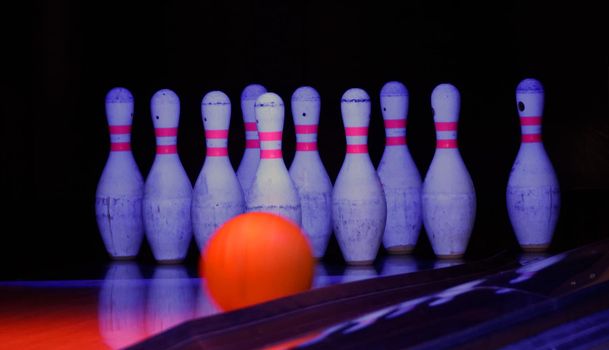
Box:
[155,127,178,137]
[295,125,318,134]
[345,127,368,136]
[207,147,228,156]
[259,131,282,141]
[260,149,282,159]
[110,142,131,151]
[244,122,257,131]
[157,145,177,154]
[296,142,317,151]
[520,117,542,126]
[345,126,368,136]
[205,130,229,139]
[109,125,131,134]
[346,144,368,153]
[245,140,260,148]
[437,139,458,148]
[386,136,406,146]
[522,134,542,143]
[435,122,458,131]
[384,119,406,128]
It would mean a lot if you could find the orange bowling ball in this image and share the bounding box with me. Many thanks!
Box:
[201,212,315,311]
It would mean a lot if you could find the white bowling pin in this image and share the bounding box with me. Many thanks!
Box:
[377,81,422,254]
[143,89,193,263]
[246,92,302,225]
[288,86,333,258]
[333,88,387,265]
[192,91,245,251]
[422,84,476,258]
[507,78,560,252]
[96,87,145,259]
[237,84,267,202]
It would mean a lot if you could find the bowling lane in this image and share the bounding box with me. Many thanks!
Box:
[0,255,442,350]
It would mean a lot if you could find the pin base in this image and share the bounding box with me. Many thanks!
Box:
[436,253,464,260]
[110,255,137,261]
[521,244,550,253]
[346,260,375,266]
[156,258,185,265]
[386,245,415,255]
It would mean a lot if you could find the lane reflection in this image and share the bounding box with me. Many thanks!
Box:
[98,262,147,349]
[93,256,451,348]
[146,265,196,335]
[341,266,379,283]
[380,255,420,276]
[434,258,464,269]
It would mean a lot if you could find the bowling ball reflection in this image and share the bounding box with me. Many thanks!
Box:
[201,212,315,311]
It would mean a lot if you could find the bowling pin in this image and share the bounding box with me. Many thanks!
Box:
[377,81,422,254]
[288,86,333,258]
[192,91,245,250]
[422,84,476,258]
[246,92,302,225]
[237,84,267,202]
[333,88,387,265]
[507,78,560,252]
[95,87,145,259]
[143,89,193,263]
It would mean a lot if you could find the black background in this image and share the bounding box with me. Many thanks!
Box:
[2,0,608,277]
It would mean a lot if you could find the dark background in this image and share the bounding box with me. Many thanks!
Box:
[2,0,608,277]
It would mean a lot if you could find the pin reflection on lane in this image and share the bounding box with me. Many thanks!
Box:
[98,262,147,349]
[146,265,196,335]
[434,258,465,269]
[99,263,221,349]
[380,255,420,276]
[96,256,444,348]
[341,266,379,284]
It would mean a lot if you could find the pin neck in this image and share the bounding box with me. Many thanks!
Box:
[243,122,258,146]
[155,127,178,154]
[258,131,283,159]
[109,124,132,152]
[344,126,369,154]
[295,124,318,151]
[204,129,228,156]
[519,116,543,143]
[434,121,458,149]
[384,119,407,146]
